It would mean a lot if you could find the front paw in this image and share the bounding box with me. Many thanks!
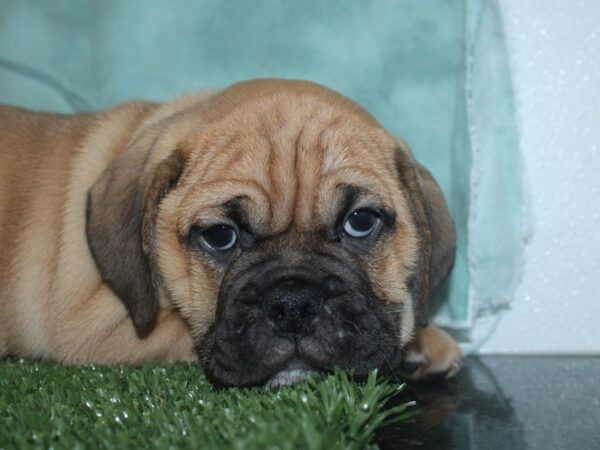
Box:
[399,325,463,381]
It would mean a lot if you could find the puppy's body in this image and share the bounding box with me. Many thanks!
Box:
[0,101,195,362]
[0,80,462,385]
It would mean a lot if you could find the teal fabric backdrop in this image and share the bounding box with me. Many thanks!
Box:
[0,0,523,335]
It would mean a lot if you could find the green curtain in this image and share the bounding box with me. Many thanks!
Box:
[0,0,523,335]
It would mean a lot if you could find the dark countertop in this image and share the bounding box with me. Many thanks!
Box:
[377,356,600,450]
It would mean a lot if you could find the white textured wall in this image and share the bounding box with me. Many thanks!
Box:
[479,0,600,353]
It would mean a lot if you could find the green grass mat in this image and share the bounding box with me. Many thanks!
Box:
[0,360,414,449]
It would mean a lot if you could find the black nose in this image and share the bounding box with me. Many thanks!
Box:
[262,279,324,335]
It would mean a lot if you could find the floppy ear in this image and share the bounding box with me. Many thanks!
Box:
[86,147,187,329]
[395,140,456,327]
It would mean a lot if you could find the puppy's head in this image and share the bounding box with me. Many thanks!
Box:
[87,80,455,386]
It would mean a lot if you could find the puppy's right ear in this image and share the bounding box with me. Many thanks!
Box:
[395,139,456,328]
[86,146,187,329]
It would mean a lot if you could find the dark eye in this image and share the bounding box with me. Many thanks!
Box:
[343,209,379,238]
[201,225,237,251]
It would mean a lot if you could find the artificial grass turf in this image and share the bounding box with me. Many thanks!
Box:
[0,359,414,449]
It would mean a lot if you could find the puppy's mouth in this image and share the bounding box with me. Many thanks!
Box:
[265,360,315,387]
[200,270,401,387]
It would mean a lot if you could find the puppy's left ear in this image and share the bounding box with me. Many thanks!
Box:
[86,147,187,329]
[395,139,456,327]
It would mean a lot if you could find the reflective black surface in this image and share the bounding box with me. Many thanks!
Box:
[377,356,600,449]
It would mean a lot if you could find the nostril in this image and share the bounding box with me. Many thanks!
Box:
[300,301,317,317]
[274,306,285,321]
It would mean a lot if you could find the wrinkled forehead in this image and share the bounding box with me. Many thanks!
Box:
[177,93,403,233]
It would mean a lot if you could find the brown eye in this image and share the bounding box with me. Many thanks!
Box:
[201,225,237,251]
[343,209,378,238]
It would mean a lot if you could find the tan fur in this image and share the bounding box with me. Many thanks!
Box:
[0,79,460,379]
[401,326,464,380]
[0,102,194,363]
